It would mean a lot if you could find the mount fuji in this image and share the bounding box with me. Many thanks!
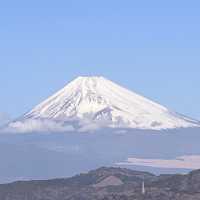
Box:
[6,76,199,133]
[1,76,200,182]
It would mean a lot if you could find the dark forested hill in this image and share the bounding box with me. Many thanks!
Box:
[1,167,200,200]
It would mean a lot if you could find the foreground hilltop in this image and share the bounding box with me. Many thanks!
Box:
[1,167,200,200]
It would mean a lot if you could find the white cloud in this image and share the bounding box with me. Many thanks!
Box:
[117,155,200,170]
[1,119,74,133]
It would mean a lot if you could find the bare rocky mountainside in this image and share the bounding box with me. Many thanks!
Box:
[1,167,200,200]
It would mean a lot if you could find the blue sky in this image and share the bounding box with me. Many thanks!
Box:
[0,0,200,120]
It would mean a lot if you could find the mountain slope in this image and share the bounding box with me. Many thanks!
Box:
[7,76,199,132]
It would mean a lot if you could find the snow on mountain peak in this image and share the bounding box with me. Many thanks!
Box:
[5,76,199,133]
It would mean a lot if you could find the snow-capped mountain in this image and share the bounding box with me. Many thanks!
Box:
[7,76,197,132]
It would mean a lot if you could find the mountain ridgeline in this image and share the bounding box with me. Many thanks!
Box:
[1,167,200,200]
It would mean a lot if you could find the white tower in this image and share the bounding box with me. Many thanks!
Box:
[142,179,145,195]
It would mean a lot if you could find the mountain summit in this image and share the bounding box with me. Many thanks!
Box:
[6,76,199,132]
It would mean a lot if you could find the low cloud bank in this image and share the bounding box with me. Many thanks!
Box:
[0,117,105,134]
[117,155,200,170]
[1,119,74,133]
